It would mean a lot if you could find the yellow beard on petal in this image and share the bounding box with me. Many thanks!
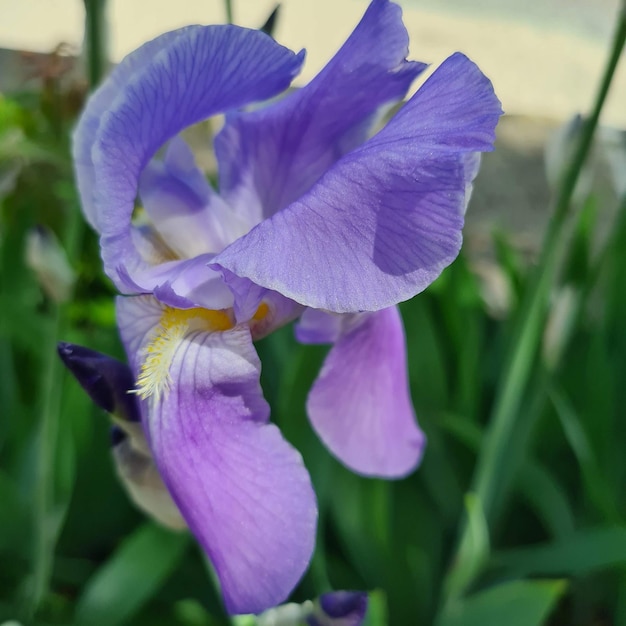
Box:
[133,307,234,402]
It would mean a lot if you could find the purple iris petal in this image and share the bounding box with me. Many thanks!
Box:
[315,591,368,625]
[117,254,234,310]
[73,29,189,229]
[212,52,502,313]
[215,0,426,222]
[75,25,304,292]
[139,137,251,258]
[57,342,139,422]
[115,295,164,373]
[306,306,425,477]
[116,297,317,614]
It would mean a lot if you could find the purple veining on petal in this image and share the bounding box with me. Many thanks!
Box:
[117,254,234,310]
[295,308,367,345]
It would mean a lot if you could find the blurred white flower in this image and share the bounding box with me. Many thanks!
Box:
[25,225,75,303]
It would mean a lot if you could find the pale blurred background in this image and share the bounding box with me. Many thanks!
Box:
[0,0,625,124]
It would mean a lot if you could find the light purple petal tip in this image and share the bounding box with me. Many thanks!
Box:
[306,306,425,478]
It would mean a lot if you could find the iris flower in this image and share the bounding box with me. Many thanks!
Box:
[72,0,501,614]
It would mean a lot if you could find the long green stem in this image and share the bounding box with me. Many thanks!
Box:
[445,3,626,604]
[224,0,234,24]
[83,0,108,88]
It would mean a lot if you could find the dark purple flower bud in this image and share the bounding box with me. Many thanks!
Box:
[57,342,140,422]
[307,591,368,626]
[110,424,127,447]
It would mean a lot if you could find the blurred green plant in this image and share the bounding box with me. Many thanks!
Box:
[2,2,626,626]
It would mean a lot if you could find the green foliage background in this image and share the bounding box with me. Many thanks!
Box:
[1,3,626,625]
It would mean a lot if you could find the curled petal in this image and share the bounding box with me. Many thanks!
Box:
[216,0,426,222]
[213,53,503,312]
[116,297,317,614]
[295,308,357,345]
[111,426,186,530]
[306,306,424,477]
[76,25,304,292]
[219,269,303,336]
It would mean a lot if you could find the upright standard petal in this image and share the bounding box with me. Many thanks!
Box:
[213,53,503,313]
[82,26,304,292]
[139,137,251,258]
[305,306,424,478]
[116,297,317,614]
[215,0,426,222]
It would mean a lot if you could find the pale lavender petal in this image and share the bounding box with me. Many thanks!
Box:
[79,25,304,292]
[111,425,187,530]
[306,306,424,477]
[215,0,426,222]
[213,53,502,313]
[115,295,164,373]
[462,152,482,215]
[139,137,251,258]
[115,297,317,614]
[218,270,266,323]
[315,591,368,626]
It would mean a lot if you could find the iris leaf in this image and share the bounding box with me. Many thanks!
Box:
[74,523,189,625]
